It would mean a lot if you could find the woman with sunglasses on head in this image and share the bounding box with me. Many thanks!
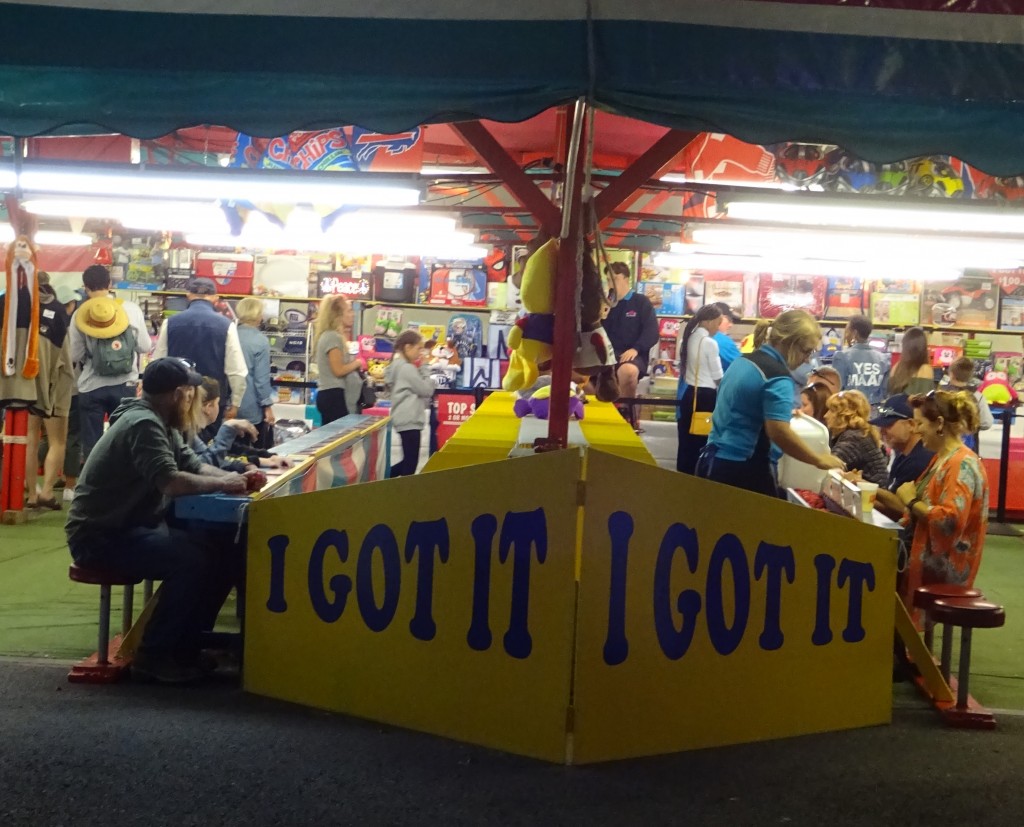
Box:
[696,309,845,497]
[676,303,724,475]
[895,390,988,608]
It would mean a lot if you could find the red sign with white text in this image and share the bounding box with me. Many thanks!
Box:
[436,393,476,449]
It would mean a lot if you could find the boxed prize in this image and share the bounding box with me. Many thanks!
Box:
[254,254,311,297]
[428,263,487,306]
[372,256,419,303]
[196,252,255,294]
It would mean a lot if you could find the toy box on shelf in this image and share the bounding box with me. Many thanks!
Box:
[427,261,488,307]
[823,277,867,320]
[703,275,744,318]
[869,280,920,326]
[921,272,999,329]
[758,274,827,318]
[638,252,702,316]
[656,318,681,373]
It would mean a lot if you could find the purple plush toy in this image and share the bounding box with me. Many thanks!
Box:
[513,384,585,420]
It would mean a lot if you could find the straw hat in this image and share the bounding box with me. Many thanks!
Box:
[75,296,129,339]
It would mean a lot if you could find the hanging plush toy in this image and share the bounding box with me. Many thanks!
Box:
[1,236,40,380]
[574,243,619,402]
[502,237,557,392]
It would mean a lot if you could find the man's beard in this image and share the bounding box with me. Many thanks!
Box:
[168,394,192,431]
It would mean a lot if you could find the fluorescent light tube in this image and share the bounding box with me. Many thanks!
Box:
[720,192,1024,235]
[19,162,422,207]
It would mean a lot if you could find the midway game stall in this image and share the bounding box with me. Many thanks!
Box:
[2,0,1023,761]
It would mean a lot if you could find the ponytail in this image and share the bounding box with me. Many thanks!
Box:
[949,390,980,435]
[752,320,772,350]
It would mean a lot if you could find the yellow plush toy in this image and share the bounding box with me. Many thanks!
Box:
[502,238,557,392]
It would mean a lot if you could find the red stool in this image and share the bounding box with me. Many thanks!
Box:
[68,564,142,678]
[913,584,984,672]
[930,597,1006,711]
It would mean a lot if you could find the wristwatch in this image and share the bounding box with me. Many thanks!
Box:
[907,496,923,512]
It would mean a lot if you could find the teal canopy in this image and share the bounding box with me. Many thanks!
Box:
[3,1,1024,173]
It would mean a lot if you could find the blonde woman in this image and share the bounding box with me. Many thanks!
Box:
[234,297,275,447]
[313,295,362,425]
[696,309,845,497]
[824,390,889,486]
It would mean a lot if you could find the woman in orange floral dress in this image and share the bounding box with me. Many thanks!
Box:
[895,390,989,609]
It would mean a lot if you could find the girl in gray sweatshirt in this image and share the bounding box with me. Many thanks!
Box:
[385,330,435,476]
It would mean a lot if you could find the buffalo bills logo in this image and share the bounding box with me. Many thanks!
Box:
[352,128,422,165]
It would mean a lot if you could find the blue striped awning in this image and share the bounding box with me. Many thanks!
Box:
[3,1,1024,173]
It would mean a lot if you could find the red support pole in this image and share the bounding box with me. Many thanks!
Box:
[544,101,590,450]
[591,129,698,222]
[1,408,14,513]
[450,121,562,237]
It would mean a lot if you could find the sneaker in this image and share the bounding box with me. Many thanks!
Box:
[131,652,203,685]
[63,488,75,503]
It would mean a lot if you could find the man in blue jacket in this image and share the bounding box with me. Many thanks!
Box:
[603,262,659,399]
[153,278,248,424]
[831,314,890,404]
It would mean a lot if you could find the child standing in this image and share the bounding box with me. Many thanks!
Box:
[385,330,434,477]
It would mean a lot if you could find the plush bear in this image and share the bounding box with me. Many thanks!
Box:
[502,237,557,392]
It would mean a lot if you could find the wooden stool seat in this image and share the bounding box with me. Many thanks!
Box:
[68,564,142,587]
[929,597,1006,711]
[931,598,1006,629]
[67,563,143,681]
[913,584,983,611]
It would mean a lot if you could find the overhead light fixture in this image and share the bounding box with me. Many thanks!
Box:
[34,230,93,246]
[719,190,1024,235]
[679,224,1024,271]
[23,196,232,234]
[654,250,962,282]
[19,161,422,207]
[660,173,798,192]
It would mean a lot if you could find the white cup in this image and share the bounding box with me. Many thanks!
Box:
[857,481,879,513]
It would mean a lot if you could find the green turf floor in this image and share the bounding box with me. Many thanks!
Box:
[1,508,1022,707]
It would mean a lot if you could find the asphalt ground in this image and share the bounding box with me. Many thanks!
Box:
[2,658,1024,827]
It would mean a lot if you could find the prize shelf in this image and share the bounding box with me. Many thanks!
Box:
[655,313,1022,337]
[153,289,317,302]
[355,300,497,314]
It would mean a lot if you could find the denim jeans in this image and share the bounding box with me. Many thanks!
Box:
[68,523,242,658]
[78,383,137,460]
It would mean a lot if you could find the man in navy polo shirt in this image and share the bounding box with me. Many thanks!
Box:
[603,262,659,399]
[871,393,935,519]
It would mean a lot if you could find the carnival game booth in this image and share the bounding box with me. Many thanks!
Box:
[0,0,1021,761]
[244,395,898,764]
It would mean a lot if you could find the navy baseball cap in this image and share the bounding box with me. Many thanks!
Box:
[142,357,203,394]
[870,394,914,426]
[187,277,218,296]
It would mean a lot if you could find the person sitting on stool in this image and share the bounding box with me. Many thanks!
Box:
[65,357,258,685]
[603,262,658,399]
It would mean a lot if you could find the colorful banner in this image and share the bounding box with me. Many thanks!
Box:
[571,450,898,763]
[245,450,582,763]
[233,127,424,173]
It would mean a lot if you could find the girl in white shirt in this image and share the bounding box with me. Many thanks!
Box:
[676,304,724,474]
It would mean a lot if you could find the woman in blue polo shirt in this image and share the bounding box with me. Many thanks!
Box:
[696,309,845,497]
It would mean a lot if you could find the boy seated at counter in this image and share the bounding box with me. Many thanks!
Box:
[65,357,260,685]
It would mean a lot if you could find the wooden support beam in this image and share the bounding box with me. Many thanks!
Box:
[592,129,698,222]
[451,121,561,237]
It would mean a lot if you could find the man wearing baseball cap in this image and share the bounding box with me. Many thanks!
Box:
[152,277,248,426]
[66,357,256,684]
[870,393,935,519]
[711,302,742,372]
